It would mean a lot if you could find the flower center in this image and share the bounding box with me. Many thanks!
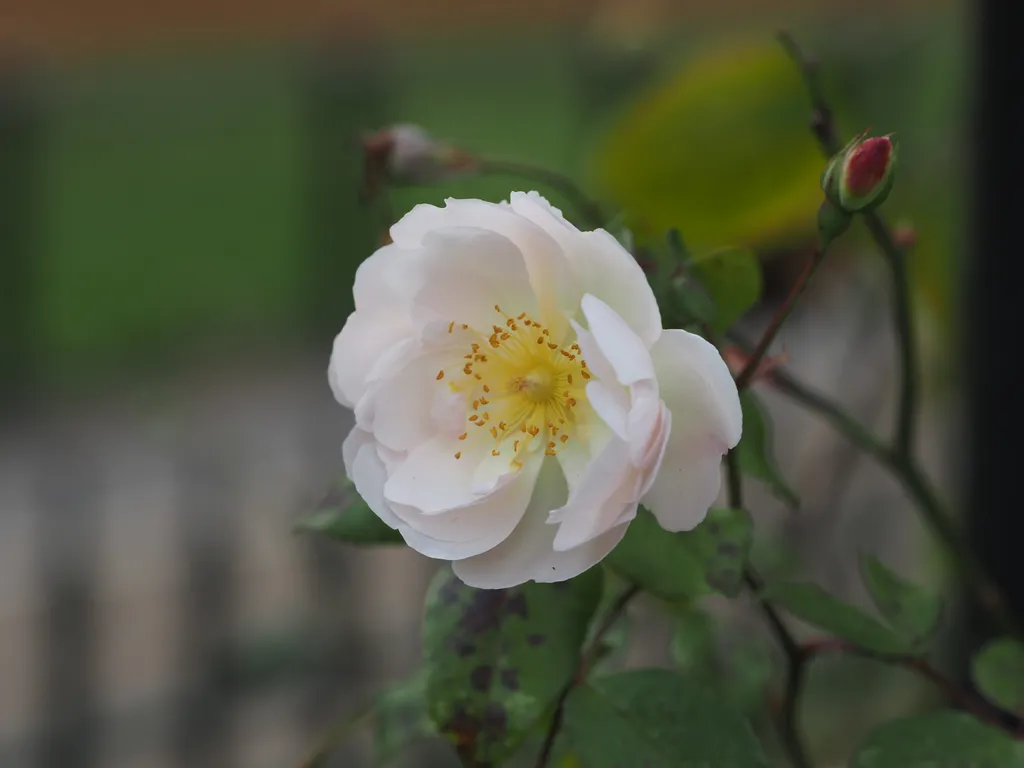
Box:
[437,305,590,464]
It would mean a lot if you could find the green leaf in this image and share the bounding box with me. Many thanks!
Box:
[737,391,800,511]
[972,637,1024,715]
[590,39,827,254]
[556,669,767,766]
[762,581,910,654]
[859,554,944,648]
[606,507,752,600]
[422,566,603,764]
[670,610,716,684]
[688,247,763,334]
[374,671,438,766]
[294,475,404,546]
[851,711,1024,767]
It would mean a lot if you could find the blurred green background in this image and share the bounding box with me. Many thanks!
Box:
[6,5,965,395]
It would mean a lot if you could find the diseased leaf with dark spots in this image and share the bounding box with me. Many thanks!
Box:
[422,566,603,765]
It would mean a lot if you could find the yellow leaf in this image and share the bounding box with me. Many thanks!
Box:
[591,37,834,252]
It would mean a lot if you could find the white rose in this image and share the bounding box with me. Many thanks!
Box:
[329,192,742,589]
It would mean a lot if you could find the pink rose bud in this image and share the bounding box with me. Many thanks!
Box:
[821,131,898,214]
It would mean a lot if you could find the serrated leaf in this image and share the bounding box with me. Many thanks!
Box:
[737,391,800,511]
[555,669,767,766]
[859,554,944,648]
[763,581,910,654]
[689,247,763,334]
[972,637,1024,716]
[851,711,1024,767]
[422,566,602,764]
[606,507,752,600]
[294,475,404,546]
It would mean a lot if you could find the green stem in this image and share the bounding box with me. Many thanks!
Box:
[863,211,919,457]
[478,159,608,230]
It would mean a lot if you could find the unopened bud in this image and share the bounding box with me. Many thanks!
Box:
[361,124,479,199]
[820,131,897,214]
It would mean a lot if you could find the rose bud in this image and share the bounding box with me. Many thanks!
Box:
[820,131,897,214]
[361,124,479,200]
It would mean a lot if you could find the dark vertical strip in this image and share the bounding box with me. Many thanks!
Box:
[301,38,393,347]
[297,38,393,761]
[32,432,101,768]
[966,0,1024,648]
[171,438,238,768]
[0,52,43,406]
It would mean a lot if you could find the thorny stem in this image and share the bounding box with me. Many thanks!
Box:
[736,247,828,391]
[776,30,1021,639]
[478,159,608,231]
[534,583,640,768]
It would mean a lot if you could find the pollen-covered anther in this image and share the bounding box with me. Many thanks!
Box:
[441,305,589,462]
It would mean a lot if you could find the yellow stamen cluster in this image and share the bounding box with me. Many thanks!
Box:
[437,305,589,463]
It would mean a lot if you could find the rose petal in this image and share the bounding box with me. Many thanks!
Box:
[578,294,656,386]
[391,197,579,335]
[510,193,661,347]
[641,329,742,531]
[410,227,538,333]
[384,435,517,514]
[391,456,540,556]
[342,427,403,529]
[452,458,629,589]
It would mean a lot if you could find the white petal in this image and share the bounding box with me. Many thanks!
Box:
[642,449,724,532]
[390,457,541,557]
[452,458,629,589]
[391,198,579,334]
[650,328,742,448]
[329,311,409,409]
[342,427,403,529]
[329,244,422,408]
[384,436,516,514]
[507,194,660,346]
[549,437,636,551]
[579,294,656,386]
[353,243,421,310]
[585,380,629,440]
[641,329,742,531]
[410,227,537,332]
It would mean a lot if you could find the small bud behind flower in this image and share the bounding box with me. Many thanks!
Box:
[360,124,479,200]
[820,131,897,214]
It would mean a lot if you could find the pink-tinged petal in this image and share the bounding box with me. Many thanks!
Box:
[452,458,629,589]
[579,294,656,386]
[642,329,741,531]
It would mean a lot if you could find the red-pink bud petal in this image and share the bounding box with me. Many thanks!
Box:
[843,137,892,197]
